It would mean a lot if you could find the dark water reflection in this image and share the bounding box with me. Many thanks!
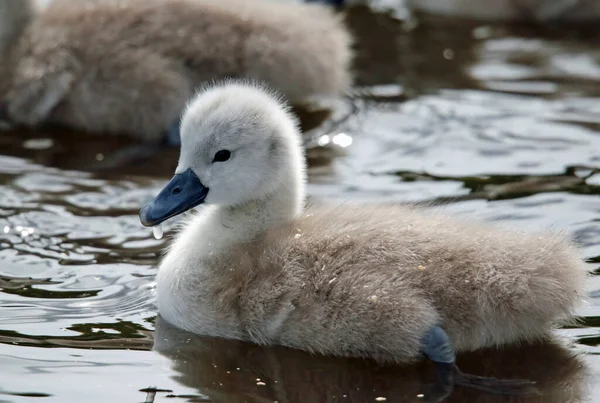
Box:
[153,317,589,403]
[1,2,600,403]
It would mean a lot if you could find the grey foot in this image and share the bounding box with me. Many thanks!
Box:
[419,325,539,402]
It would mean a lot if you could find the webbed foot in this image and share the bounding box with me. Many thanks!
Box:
[419,326,455,402]
[418,325,539,402]
[454,369,539,396]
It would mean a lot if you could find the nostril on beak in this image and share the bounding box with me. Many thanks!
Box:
[172,186,182,195]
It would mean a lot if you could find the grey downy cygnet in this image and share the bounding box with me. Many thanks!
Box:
[139,80,588,401]
[0,0,351,146]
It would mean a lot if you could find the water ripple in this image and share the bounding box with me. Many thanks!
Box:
[0,4,599,402]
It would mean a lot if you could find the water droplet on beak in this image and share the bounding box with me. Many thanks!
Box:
[153,225,164,240]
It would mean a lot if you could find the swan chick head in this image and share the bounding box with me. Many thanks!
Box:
[140,80,304,227]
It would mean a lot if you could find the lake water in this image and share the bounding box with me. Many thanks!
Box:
[1,3,599,403]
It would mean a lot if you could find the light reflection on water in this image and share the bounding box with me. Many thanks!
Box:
[0,3,600,403]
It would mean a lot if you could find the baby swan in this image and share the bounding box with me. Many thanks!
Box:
[140,81,586,401]
[0,0,351,145]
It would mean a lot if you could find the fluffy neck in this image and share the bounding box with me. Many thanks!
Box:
[216,144,306,240]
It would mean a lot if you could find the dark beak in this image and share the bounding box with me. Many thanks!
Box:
[139,168,209,227]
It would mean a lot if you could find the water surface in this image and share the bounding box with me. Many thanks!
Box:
[1,3,600,402]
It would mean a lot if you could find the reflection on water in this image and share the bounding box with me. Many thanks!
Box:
[153,317,590,403]
[1,3,600,403]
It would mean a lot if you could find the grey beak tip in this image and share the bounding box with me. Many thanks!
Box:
[139,204,153,227]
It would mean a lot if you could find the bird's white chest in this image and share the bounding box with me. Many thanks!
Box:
[155,256,242,339]
[152,209,265,339]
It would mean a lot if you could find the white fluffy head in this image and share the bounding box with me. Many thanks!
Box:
[176,80,306,207]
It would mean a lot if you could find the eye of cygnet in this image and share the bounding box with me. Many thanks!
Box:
[213,150,231,162]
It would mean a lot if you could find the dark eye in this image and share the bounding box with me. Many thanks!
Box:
[213,150,231,163]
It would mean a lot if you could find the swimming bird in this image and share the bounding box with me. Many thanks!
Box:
[139,80,587,401]
[0,0,352,146]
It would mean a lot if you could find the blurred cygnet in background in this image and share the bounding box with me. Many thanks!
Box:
[0,0,352,145]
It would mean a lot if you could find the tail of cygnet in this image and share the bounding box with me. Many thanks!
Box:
[0,0,33,53]
[479,231,589,349]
